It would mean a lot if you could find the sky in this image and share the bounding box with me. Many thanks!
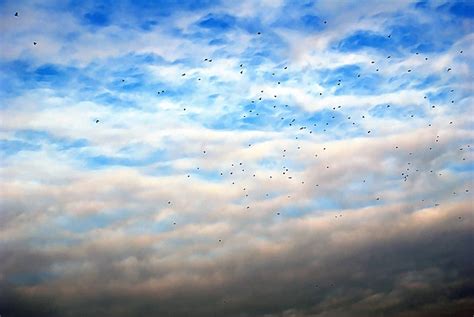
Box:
[0,0,473,316]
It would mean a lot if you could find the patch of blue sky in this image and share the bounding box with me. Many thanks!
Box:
[14,129,56,142]
[205,101,287,131]
[0,60,42,96]
[413,42,443,54]
[336,31,397,53]
[308,108,343,124]
[125,218,173,235]
[425,89,461,107]
[369,104,426,120]
[388,24,423,48]
[345,73,388,95]
[233,16,266,35]
[117,52,168,67]
[153,84,197,102]
[239,37,288,63]
[55,140,90,152]
[107,74,147,91]
[67,0,115,27]
[244,106,286,125]
[414,1,429,9]
[82,10,110,27]
[208,38,228,46]
[310,196,343,211]
[446,162,474,174]
[14,129,90,151]
[93,92,136,109]
[412,74,441,90]
[321,71,383,96]
[142,163,180,178]
[256,157,284,170]
[261,71,291,85]
[4,61,97,100]
[278,203,323,219]
[139,19,159,31]
[388,17,459,53]
[323,65,361,82]
[271,13,324,33]
[0,139,41,156]
[447,1,474,18]
[77,57,158,87]
[314,124,361,140]
[186,169,223,183]
[314,123,362,140]
[236,49,273,68]
[202,111,241,131]
[190,13,265,39]
[54,210,129,234]
[240,116,266,130]
[84,149,169,169]
[125,0,219,18]
[198,13,236,31]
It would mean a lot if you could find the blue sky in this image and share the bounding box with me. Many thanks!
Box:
[0,0,473,316]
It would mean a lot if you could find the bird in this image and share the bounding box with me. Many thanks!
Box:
[14,12,18,17]
[95,119,100,123]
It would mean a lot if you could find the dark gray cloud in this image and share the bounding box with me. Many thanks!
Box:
[1,202,472,316]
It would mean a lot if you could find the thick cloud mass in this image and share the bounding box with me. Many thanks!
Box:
[0,0,473,316]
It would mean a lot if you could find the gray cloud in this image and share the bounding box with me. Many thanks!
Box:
[1,201,472,316]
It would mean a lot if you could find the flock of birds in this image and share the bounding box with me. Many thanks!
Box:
[7,9,473,315]
[15,10,470,241]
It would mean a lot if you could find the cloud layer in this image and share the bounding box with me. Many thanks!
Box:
[0,0,473,316]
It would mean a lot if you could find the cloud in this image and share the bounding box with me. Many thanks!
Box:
[0,0,473,316]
